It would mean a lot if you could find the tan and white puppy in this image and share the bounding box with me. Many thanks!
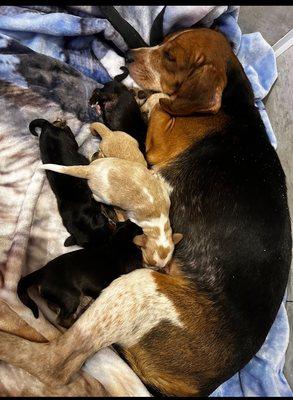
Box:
[41,159,182,269]
[90,122,147,166]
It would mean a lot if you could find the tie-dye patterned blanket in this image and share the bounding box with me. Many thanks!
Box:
[0,5,291,397]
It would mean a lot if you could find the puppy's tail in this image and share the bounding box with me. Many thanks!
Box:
[29,118,52,136]
[41,164,90,179]
[17,269,44,318]
[90,122,112,139]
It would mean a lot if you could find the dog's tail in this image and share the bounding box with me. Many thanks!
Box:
[29,118,52,136]
[17,269,45,318]
[41,163,90,179]
[90,122,112,139]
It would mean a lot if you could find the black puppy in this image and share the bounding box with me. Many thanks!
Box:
[30,118,113,248]
[89,67,147,153]
[17,220,142,327]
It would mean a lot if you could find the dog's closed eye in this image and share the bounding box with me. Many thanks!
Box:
[164,50,176,62]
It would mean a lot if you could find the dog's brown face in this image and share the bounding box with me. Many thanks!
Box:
[128,28,234,116]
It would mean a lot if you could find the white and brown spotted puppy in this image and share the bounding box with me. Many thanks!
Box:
[41,159,182,269]
[90,122,147,166]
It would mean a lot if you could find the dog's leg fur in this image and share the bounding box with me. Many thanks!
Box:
[0,269,184,388]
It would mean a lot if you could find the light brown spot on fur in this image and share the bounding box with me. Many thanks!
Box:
[157,245,171,260]
[146,104,229,167]
[164,221,169,233]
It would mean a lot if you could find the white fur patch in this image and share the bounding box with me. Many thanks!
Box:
[83,348,151,397]
[156,173,173,196]
[142,213,172,251]
[145,49,162,92]
[90,164,110,204]
[142,213,168,231]
[73,269,183,349]
[142,187,154,204]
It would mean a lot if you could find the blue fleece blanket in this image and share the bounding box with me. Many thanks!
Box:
[0,5,291,397]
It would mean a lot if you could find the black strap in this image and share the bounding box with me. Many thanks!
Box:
[149,6,166,46]
[99,6,148,49]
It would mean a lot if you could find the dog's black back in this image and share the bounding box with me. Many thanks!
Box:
[30,119,111,248]
[161,61,292,376]
[17,220,143,325]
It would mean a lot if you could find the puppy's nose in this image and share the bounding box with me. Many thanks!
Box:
[125,50,135,64]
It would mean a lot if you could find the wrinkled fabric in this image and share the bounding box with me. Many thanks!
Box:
[0,5,290,397]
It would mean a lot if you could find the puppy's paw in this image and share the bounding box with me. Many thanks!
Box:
[141,93,170,120]
[130,88,155,107]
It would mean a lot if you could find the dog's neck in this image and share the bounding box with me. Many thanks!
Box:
[222,57,256,116]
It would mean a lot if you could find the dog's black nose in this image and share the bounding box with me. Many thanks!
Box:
[125,50,134,64]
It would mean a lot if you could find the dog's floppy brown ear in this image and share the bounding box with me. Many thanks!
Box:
[160,63,226,116]
[172,233,183,245]
[133,234,148,248]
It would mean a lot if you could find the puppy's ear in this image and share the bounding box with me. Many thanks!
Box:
[172,233,183,245]
[160,63,226,116]
[64,235,76,247]
[133,234,148,248]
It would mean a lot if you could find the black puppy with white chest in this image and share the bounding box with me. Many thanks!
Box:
[30,118,112,248]
[17,220,143,327]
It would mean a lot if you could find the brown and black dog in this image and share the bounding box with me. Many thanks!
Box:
[0,28,291,397]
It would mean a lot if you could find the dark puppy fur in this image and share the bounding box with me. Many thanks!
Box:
[17,220,143,327]
[30,118,112,248]
[89,68,147,153]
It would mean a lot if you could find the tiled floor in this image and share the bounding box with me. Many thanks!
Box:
[238,5,293,390]
[238,6,293,45]
[265,45,293,387]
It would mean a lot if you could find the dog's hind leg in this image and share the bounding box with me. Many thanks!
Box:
[0,269,184,388]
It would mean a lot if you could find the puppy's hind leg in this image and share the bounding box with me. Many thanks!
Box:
[0,270,183,388]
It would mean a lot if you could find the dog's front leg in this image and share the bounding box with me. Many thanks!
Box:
[0,269,183,388]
